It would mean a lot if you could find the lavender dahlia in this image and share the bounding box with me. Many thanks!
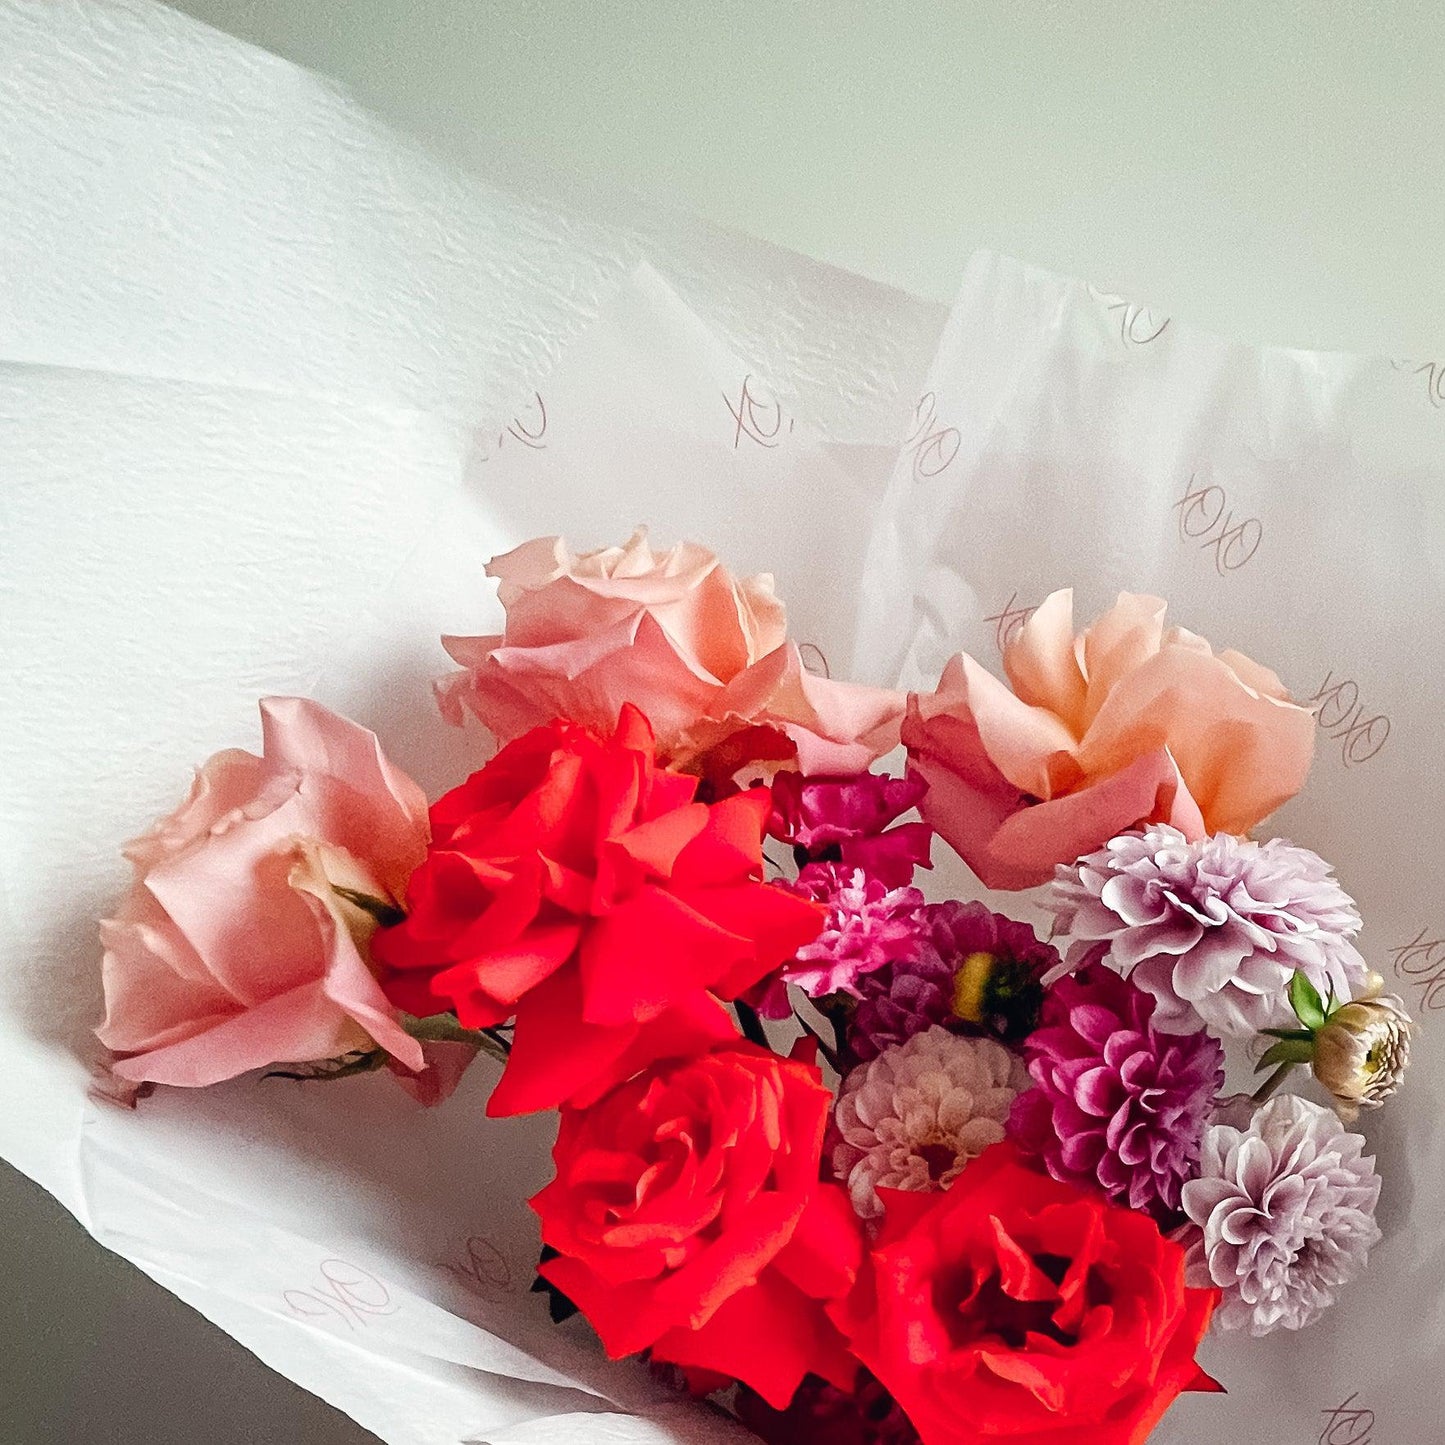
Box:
[849,900,1057,1062]
[1182,1093,1381,1335]
[1048,824,1370,1036]
[1008,965,1224,1219]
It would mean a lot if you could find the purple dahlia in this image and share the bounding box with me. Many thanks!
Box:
[849,899,1057,1061]
[1008,964,1224,1219]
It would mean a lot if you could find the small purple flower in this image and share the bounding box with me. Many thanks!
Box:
[769,769,932,887]
[759,863,925,1015]
[1047,824,1370,1036]
[850,900,1058,1061]
[1008,965,1224,1219]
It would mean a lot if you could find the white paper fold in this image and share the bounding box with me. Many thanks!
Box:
[4,2,1443,1443]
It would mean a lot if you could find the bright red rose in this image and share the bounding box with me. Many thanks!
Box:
[831,1143,1220,1445]
[373,705,823,1115]
[533,1043,862,1408]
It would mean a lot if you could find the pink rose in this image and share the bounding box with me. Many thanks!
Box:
[97,698,430,1089]
[903,591,1316,890]
[437,528,902,777]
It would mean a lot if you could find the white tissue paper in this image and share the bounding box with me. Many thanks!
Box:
[2,3,1442,1444]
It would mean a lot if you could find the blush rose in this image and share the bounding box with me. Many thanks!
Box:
[97,698,428,1090]
[437,528,903,778]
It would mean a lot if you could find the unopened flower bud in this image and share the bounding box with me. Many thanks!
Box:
[1311,985,1414,1123]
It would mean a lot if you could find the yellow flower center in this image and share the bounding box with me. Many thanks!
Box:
[952,952,996,1025]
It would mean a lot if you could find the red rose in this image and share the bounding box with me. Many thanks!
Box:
[533,1043,862,1408]
[832,1143,1220,1445]
[374,705,823,1115]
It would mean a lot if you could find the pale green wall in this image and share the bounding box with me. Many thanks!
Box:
[164,0,1444,355]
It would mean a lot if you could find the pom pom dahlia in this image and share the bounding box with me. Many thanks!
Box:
[1048,824,1370,1035]
[849,900,1057,1061]
[833,1025,1027,1219]
[1008,965,1224,1218]
[1181,1093,1381,1335]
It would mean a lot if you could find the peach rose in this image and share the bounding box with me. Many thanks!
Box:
[97,698,429,1089]
[903,591,1316,890]
[437,528,902,778]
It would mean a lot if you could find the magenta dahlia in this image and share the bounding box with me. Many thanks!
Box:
[1008,964,1224,1218]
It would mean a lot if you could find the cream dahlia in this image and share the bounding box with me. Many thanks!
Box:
[832,1025,1027,1219]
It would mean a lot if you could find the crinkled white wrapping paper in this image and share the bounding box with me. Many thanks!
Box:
[856,253,1445,1445]
[3,3,1443,1444]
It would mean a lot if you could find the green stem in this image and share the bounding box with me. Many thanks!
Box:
[403,1013,510,1060]
[1251,1061,1297,1104]
[265,1049,387,1083]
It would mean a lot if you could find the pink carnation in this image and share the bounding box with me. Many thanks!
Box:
[758,865,925,1015]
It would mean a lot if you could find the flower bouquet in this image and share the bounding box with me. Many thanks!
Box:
[96,530,1413,1445]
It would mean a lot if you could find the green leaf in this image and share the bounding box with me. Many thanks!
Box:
[1256,1038,1316,1071]
[1260,1027,1315,1042]
[1288,972,1327,1031]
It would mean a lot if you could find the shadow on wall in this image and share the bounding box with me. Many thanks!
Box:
[0,1161,381,1445]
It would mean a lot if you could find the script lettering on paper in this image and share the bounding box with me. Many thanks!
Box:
[1173,471,1262,574]
[982,593,1039,655]
[1389,927,1445,1013]
[473,392,549,463]
[444,1235,516,1302]
[1390,358,1445,408]
[1319,1392,1376,1444]
[724,374,794,449]
[1087,284,1171,347]
[903,392,961,483]
[283,1258,398,1332]
[1306,671,1391,766]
